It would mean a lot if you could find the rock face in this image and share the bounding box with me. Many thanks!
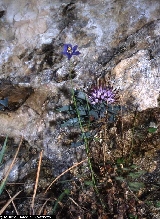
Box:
[0,0,159,177]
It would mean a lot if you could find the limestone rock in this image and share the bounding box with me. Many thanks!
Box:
[0,0,159,179]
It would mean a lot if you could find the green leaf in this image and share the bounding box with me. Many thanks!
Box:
[52,189,70,214]
[0,97,8,107]
[75,90,87,100]
[89,109,99,119]
[0,136,8,165]
[84,181,94,187]
[61,118,80,127]
[130,164,139,169]
[148,127,157,133]
[77,106,87,116]
[155,201,160,208]
[115,176,125,182]
[128,170,146,179]
[128,182,144,191]
[145,201,153,206]
[57,105,73,112]
[128,214,138,219]
[116,158,125,165]
[0,97,8,110]
[0,179,7,195]
[0,136,9,195]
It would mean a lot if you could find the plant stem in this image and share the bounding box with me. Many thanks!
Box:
[68,61,105,209]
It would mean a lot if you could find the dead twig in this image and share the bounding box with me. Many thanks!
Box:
[38,198,50,215]
[44,158,88,194]
[0,190,22,215]
[6,189,19,215]
[31,150,43,215]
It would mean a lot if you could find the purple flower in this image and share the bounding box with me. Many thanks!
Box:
[62,44,81,60]
[88,85,118,105]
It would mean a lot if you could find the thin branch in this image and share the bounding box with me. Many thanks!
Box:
[31,150,43,215]
[6,189,19,215]
[38,198,50,215]
[0,190,22,215]
[44,158,87,194]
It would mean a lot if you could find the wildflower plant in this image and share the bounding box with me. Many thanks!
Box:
[57,86,121,129]
[56,43,124,210]
[58,44,122,146]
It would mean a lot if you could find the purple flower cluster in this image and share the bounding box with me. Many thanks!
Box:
[88,85,117,105]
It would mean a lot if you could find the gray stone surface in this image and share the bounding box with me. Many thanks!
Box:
[0,0,159,177]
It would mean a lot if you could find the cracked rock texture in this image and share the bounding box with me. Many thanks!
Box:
[0,0,159,178]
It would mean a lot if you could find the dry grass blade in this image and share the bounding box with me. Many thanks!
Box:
[0,190,22,215]
[44,158,88,194]
[6,189,19,215]
[0,136,23,195]
[38,198,50,215]
[69,197,81,208]
[31,150,43,215]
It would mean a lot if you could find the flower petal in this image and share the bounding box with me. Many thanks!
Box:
[72,45,78,52]
[73,51,81,56]
[62,44,68,53]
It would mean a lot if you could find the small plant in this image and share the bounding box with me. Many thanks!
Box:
[115,159,146,192]
[47,43,158,218]
[147,122,158,133]
[57,88,122,145]
[0,97,8,111]
[52,189,70,215]
[57,79,123,146]
[0,136,8,195]
[0,136,8,165]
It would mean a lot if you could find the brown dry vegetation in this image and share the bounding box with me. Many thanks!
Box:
[0,107,159,218]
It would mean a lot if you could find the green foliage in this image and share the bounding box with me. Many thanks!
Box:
[61,117,80,127]
[0,178,7,196]
[84,180,94,187]
[128,170,146,179]
[115,176,125,182]
[128,214,138,219]
[145,200,160,208]
[0,136,8,164]
[128,182,145,192]
[52,189,70,215]
[57,89,123,146]
[0,136,8,195]
[0,97,8,111]
[155,201,160,208]
[116,157,125,165]
[57,90,122,126]
[115,161,146,192]
[147,127,157,133]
